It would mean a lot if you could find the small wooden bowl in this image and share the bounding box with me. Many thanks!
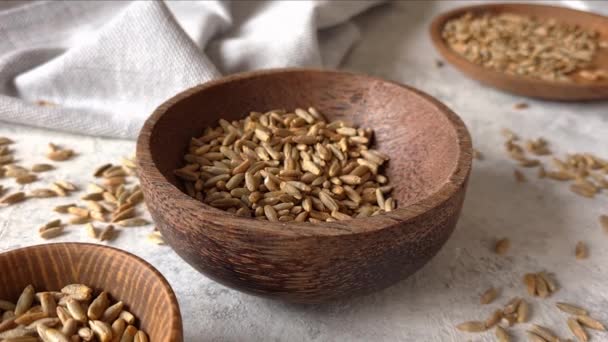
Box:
[0,243,183,341]
[430,3,608,100]
[137,68,472,303]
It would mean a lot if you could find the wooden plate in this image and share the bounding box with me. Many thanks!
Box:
[430,3,608,100]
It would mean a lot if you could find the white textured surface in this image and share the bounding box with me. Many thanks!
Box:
[2,1,608,341]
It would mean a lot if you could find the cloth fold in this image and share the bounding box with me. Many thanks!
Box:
[0,0,382,139]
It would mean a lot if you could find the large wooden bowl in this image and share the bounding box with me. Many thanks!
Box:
[136,68,472,303]
[430,3,608,100]
[0,243,183,341]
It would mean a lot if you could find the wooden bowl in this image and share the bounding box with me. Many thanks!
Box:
[136,68,472,303]
[430,3,608,101]
[0,243,183,341]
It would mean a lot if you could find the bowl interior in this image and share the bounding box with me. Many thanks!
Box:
[147,70,463,214]
[0,243,182,341]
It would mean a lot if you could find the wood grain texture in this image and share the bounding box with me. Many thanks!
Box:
[430,3,608,101]
[0,243,183,341]
[136,68,472,303]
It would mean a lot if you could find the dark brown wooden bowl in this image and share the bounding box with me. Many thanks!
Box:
[430,3,608,101]
[136,68,472,303]
[0,243,183,341]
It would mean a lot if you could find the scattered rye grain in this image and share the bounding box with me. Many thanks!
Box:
[514,102,529,110]
[111,207,136,223]
[495,325,510,342]
[538,272,558,293]
[85,223,98,239]
[535,274,550,298]
[599,215,608,233]
[503,297,521,315]
[67,207,89,218]
[29,188,58,198]
[0,137,12,145]
[528,324,559,342]
[46,149,73,162]
[567,317,588,342]
[15,174,37,184]
[485,309,503,328]
[495,238,510,255]
[115,218,149,227]
[456,321,486,332]
[31,164,54,172]
[55,180,77,192]
[80,192,103,201]
[93,164,112,178]
[53,203,75,213]
[99,225,115,241]
[39,227,63,240]
[526,332,548,342]
[575,241,588,260]
[570,183,596,198]
[524,273,536,296]
[0,155,13,165]
[0,192,26,205]
[49,183,68,197]
[556,302,588,316]
[147,231,165,245]
[480,287,499,304]
[514,169,526,183]
[517,300,529,323]
[576,315,605,331]
[473,149,483,161]
[68,216,89,225]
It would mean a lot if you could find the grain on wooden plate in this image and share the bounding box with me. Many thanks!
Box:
[0,284,148,341]
[174,108,395,223]
[442,12,604,82]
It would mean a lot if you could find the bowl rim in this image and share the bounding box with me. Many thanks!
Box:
[136,68,472,237]
[0,242,183,341]
[429,3,608,95]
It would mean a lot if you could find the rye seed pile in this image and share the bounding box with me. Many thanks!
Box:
[442,12,607,82]
[174,107,395,222]
[0,284,148,342]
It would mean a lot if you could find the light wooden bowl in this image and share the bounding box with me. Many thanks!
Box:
[0,243,183,341]
[430,3,608,100]
[136,68,472,303]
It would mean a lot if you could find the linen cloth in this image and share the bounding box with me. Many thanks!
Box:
[0,0,381,139]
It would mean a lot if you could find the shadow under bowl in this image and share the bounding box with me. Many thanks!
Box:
[136,68,472,303]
